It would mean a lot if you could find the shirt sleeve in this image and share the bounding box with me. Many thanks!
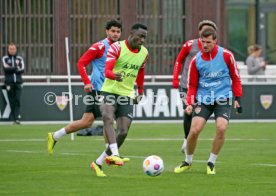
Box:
[2,56,16,73]
[223,49,243,98]
[172,40,193,86]
[185,56,198,105]
[136,54,149,94]
[77,42,105,85]
[16,56,24,73]
[105,42,121,79]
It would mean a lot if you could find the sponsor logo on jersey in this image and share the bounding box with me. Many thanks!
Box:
[122,63,139,70]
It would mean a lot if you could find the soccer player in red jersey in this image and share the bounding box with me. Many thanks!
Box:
[174,27,242,175]
[172,20,217,154]
[47,20,122,157]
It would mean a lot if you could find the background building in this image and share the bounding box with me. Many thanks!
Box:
[227,0,276,64]
[0,0,275,76]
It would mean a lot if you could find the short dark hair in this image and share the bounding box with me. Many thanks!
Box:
[131,23,148,31]
[198,20,217,31]
[105,19,122,30]
[200,27,217,39]
[8,42,16,47]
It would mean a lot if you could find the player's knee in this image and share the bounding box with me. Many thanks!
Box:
[189,130,200,140]
[191,126,202,135]
[118,127,129,135]
[85,121,93,128]
[216,126,226,139]
[81,116,94,128]
[80,120,92,128]
[102,114,113,124]
[118,131,128,138]
[216,124,227,133]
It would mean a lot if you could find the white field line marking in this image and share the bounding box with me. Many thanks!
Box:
[5,150,87,156]
[5,150,276,168]
[3,150,220,163]
[0,138,272,142]
[0,139,44,142]
[60,152,87,156]
[251,163,276,167]
[6,150,42,154]
[97,138,272,141]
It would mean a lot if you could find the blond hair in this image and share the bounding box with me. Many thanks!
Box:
[248,44,262,55]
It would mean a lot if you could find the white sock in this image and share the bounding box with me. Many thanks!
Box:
[185,154,193,165]
[53,128,66,141]
[96,151,108,166]
[208,153,218,165]
[109,143,119,156]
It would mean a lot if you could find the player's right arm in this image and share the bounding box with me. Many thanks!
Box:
[172,40,193,88]
[104,42,122,81]
[185,56,198,114]
[77,42,104,92]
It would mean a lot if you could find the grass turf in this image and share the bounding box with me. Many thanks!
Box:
[0,122,276,195]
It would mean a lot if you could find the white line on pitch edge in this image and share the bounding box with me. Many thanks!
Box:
[0,138,272,142]
[5,150,276,168]
[251,163,276,167]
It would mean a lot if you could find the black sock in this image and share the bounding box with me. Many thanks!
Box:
[184,113,192,138]
[116,133,127,148]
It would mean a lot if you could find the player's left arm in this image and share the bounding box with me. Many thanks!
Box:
[224,49,243,112]
[136,54,149,95]
[134,54,149,104]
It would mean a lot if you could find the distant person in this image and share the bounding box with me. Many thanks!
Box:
[172,20,217,154]
[246,44,267,82]
[2,43,24,124]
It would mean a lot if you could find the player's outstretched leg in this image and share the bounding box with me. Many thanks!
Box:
[47,113,94,155]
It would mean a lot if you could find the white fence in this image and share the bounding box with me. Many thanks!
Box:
[1,64,276,84]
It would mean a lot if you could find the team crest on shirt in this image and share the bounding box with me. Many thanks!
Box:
[16,59,20,65]
[194,106,201,114]
[260,95,273,110]
[56,96,69,111]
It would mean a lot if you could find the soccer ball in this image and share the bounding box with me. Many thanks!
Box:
[143,155,164,177]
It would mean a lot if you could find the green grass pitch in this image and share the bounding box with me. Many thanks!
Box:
[0,122,276,195]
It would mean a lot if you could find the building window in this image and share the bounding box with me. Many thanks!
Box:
[227,0,276,64]
[69,0,120,75]
[137,0,185,74]
[0,0,53,75]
